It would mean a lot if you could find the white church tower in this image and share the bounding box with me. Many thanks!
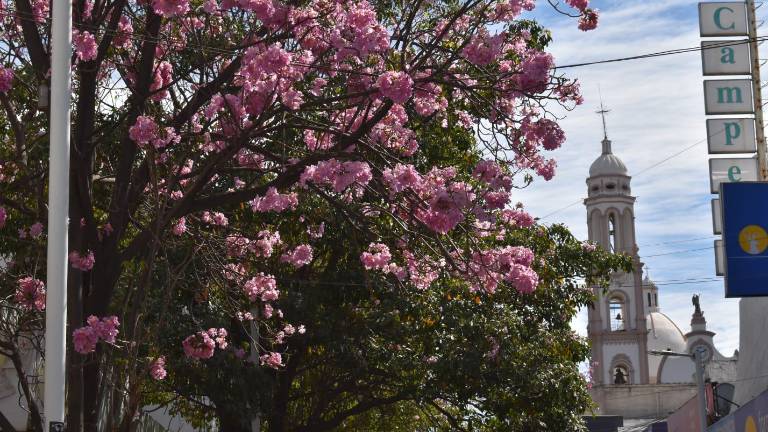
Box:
[584,107,737,419]
[584,119,651,386]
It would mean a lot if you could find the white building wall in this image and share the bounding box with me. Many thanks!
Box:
[735,298,768,405]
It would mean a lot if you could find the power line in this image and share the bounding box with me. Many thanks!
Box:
[638,236,718,248]
[539,130,719,221]
[556,36,768,70]
[643,246,714,258]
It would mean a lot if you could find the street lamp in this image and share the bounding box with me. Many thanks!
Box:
[649,347,709,432]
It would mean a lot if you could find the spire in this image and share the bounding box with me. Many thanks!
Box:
[596,89,612,154]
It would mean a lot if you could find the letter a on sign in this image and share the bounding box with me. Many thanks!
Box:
[699,2,749,36]
[701,41,751,75]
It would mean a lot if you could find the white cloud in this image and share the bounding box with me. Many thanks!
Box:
[530,0,743,355]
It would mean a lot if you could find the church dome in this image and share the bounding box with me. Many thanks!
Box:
[589,139,628,177]
[646,311,687,353]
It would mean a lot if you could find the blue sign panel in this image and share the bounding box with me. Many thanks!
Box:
[721,182,768,297]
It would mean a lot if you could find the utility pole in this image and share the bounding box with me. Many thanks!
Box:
[649,349,709,432]
[748,0,768,181]
[44,0,72,430]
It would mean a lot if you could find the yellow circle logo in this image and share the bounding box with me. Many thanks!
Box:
[745,416,757,432]
[739,225,768,255]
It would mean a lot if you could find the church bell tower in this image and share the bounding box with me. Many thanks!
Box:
[585,105,650,386]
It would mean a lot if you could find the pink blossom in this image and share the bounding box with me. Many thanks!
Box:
[242,273,278,302]
[29,222,44,238]
[263,303,274,319]
[280,244,313,268]
[212,212,228,226]
[582,241,597,252]
[226,235,251,258]
[73,30,98,62]
[150,356,167,380]
[0,207,7,228]
[565,0,589,11]
[207,328,228,350]
[578,9,599,31]
[250,187,298,212]
[516,51,554,93]
[0,67,13,93]
[88,315,120,343]
[462,30,505,66]
[129,116,159,147]
[153,0,190,17]
[252,230,282,257]
[172,217,187,235]
[73,315,120,354]
[360,243,392,271]
[150,61,173,101]
[300,159,372,193]
[15,277,46,311]
[382,164,422,194]
[114,16,133,48]
[69,250,95,271]
[500,209,534,228]
[260,352,283,369]
[73,327,99,354]
[182,331,216,359]
[376,71,413,104]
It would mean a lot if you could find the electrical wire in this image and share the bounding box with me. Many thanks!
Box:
[556,36,768,70]
[539,129,721,221]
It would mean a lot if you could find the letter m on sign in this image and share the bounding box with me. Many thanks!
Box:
[718,86,743,103]
[704,80,753,115]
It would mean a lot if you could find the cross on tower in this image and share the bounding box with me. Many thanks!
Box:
[596,100,611,141]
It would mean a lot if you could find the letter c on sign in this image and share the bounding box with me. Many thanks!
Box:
[714,7,736,30]
[728,165,742,181]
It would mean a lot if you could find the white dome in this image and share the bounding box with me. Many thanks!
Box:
[647,311,687,353]
[589,153,628,177]
[589,139,628,177]
[646,312,688,382]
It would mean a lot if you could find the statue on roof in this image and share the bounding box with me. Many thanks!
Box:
[692,294,701,315]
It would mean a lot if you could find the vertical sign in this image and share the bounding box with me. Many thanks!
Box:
[701,40,751,75]
[704,80,754,114]
[712,198,722,234]
[700,2,761,282]
[699,2,749,36]
[709,158,759,193]
[707,118,757,153]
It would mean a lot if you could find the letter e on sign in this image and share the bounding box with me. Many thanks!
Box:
[699,3,749,36]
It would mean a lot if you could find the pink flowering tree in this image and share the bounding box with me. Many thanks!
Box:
[0,0,613,430]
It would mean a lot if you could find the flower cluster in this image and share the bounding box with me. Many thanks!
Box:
[182,328,228,360]
[280,244,313,268]
[73,316,120,354]
[69,250,95,271]
[14,277,46,311]
[150,356,167,380]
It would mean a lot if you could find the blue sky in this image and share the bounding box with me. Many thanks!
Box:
[516,0,750,355]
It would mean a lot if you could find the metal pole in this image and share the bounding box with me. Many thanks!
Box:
[44,0,72,429]
[748,0,768,180]
[249,308,261,432]
[694,347,708,432]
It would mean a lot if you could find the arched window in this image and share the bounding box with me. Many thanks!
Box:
[608,213,617,252]
[609,296,626,331]
[609,355,634,385]
[613,365,630,384]
[647,293,652,307]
